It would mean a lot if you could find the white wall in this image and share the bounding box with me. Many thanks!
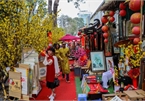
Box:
[90,11,104,23]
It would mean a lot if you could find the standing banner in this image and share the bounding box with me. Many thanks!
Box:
[9,71,21,99]
[15,64,29,95]
[81,35,85,47]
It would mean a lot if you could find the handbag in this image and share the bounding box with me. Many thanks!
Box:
[54,78,60,87]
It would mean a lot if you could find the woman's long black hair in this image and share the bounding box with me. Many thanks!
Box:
[46,47,55,54]
[53,43,60,49]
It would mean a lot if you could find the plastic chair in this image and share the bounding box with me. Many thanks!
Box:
[78,94,87,101]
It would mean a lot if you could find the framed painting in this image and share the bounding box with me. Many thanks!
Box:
[106,56,114,71]
[90,51,106,72]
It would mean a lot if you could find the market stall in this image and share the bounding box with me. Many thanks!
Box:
[78,0,145,100]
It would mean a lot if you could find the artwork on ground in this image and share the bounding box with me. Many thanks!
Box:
[9,71,21,98]
[90,51,106,71]
[9,79,21,92]
[106,57,114,71]
[92,54,103,68]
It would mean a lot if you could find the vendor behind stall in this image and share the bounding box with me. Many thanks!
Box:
[102,60,114,89]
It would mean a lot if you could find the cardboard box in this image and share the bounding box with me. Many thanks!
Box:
[39,62,46,80]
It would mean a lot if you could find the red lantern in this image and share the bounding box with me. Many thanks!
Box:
[119,10,126,16]
[133,38,140,44]
[109,11,115,17]
[101,16,108,24]
[103,33,109,38]
[78,31,81,36]
[130,13,141,24]
[109,17,115,22]
[119,3,126,9]
[102,25,109,32]
[129,0,144,12]
[132,26,140,35]
[104,39,108,43]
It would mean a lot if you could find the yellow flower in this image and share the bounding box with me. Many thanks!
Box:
[0,1,65,68]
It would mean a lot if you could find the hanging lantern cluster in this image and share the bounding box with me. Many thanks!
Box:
[101,11,115,43]
[109,11,115,22]
[128,0,144,44]
[102,25,109,43]
[103,32,109,43]
[119,2,126,17]
[101,11,115,24]
[101,16,108,24]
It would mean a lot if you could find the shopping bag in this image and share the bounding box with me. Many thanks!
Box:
[54,78,60,87]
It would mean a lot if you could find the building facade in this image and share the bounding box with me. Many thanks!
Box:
[78,10,92,26]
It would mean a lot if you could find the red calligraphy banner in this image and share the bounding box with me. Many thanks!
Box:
[81,35,85,47]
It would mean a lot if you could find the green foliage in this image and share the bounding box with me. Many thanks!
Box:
[58,15,84,35]
[0,0,64,68]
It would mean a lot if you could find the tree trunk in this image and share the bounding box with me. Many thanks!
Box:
[48,0,52,14]
[53,0,59,27]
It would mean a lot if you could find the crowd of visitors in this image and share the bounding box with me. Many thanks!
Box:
[42,41,90,100]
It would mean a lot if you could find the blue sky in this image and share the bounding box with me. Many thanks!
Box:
[58,0,104,18]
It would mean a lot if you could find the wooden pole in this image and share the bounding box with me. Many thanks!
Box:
[140,0,143,41]
[139,0,143,89]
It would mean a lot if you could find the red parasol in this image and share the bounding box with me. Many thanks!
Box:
[59,34,80,41]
